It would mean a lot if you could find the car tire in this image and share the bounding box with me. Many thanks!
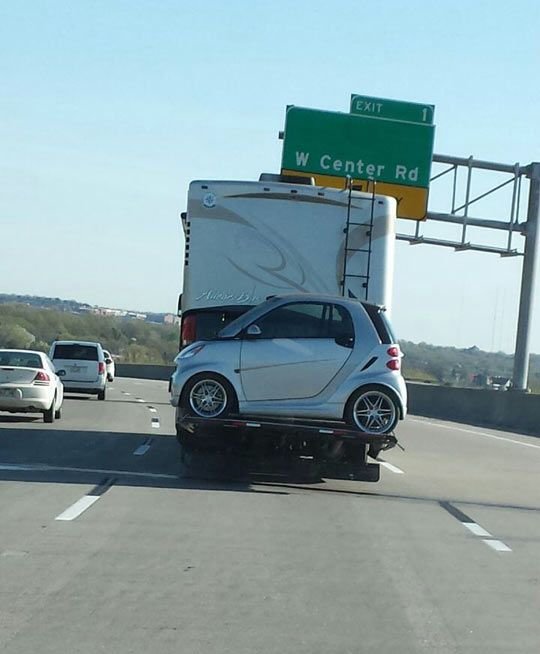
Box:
[181,373,236,420]
[345,385,400,435]
[97,389,106,401]
[44,398,56,423]
[54,407,62,420]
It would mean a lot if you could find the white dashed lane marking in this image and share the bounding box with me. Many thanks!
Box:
[133,437,153,456]
[377,459,405,474]
[55,478,115,522]
[440,501,512,553]
[55,496,100,521]
[483,540,512,552]
[463,522,492,537]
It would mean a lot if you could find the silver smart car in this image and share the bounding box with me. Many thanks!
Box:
[170,294,407,435]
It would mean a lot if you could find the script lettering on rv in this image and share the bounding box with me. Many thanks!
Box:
[196,289,261,304]
[294,151,419,183]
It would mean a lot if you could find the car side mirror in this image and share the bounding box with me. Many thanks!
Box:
[105,358,112,364]
[56,369,66,377]
[245,324,262,338]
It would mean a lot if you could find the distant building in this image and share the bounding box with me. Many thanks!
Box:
[92,307,128,318]
[163,313,180,325]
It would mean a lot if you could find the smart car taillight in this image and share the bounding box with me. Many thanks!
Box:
[386,359,401,371]
[387,346,400,358]
[98,362,106,375]
[34,371,50,384]
[181,315,196,348]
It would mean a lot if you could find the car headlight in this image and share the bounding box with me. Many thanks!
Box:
[178,344,206,360]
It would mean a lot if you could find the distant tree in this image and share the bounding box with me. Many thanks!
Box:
[0,324,35,349]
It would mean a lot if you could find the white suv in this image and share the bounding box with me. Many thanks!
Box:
[49,341,107,400]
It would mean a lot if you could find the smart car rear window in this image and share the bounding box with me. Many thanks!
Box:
[362,304,395,344]
[53,344,99,361]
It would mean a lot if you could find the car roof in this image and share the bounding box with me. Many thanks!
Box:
[51,340,102,347]
[0,349,45,356]
[260,293,383,310]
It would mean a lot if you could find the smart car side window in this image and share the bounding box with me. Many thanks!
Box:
[256,303,328,339]
[329,304,355,340]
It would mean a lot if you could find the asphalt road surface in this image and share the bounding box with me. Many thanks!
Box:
[1,378,539,653]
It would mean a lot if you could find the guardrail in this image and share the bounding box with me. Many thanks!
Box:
[407,382,539,437]
[115,365,539,437]
[116,363,174,381]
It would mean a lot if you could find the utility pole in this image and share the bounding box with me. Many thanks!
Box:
[512,162,540,390]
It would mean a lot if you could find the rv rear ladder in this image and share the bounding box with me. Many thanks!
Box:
[340,181,376,298]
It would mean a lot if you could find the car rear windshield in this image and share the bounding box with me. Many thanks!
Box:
[362,304,396,344]
[53,344,99,361]
[0,352,43,368]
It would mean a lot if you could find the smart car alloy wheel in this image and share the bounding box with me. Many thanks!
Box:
[189,378,228,418]
[350,388,398,434]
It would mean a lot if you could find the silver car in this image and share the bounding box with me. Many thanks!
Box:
[170,294,407,436]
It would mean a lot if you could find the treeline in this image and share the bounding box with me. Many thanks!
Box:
[401,340,540,391]
[1,302,539,389]
[0,304,178,364]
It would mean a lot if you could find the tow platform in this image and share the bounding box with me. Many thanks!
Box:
[177,414,398,483]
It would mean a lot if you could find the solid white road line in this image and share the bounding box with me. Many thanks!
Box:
[463,522,492,537]
[0,463,47,471]
[483,539,512,552]
[55,495,100,521]
[410,418,540,450]
[379,460,405,474]
[0,461,177,479]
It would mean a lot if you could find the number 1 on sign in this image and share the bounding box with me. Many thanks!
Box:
[422,108,428,122]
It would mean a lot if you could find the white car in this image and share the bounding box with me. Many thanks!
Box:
[103,350,115,382]
[0,349,64,423]
[49,341,107,400]
[171,294,407,438]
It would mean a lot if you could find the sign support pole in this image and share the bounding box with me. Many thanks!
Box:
[512,162,540,390]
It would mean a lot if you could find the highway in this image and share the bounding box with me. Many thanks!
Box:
[1,378,539,653]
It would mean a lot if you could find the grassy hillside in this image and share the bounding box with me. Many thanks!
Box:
[0,304,178,365]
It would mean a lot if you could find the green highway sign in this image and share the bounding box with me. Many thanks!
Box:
[350,94,434,125]
[281,106,435,189]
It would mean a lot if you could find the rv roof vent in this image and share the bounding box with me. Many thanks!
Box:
[258,173,315,186]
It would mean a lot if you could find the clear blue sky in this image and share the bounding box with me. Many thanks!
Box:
[2,0,539,353]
